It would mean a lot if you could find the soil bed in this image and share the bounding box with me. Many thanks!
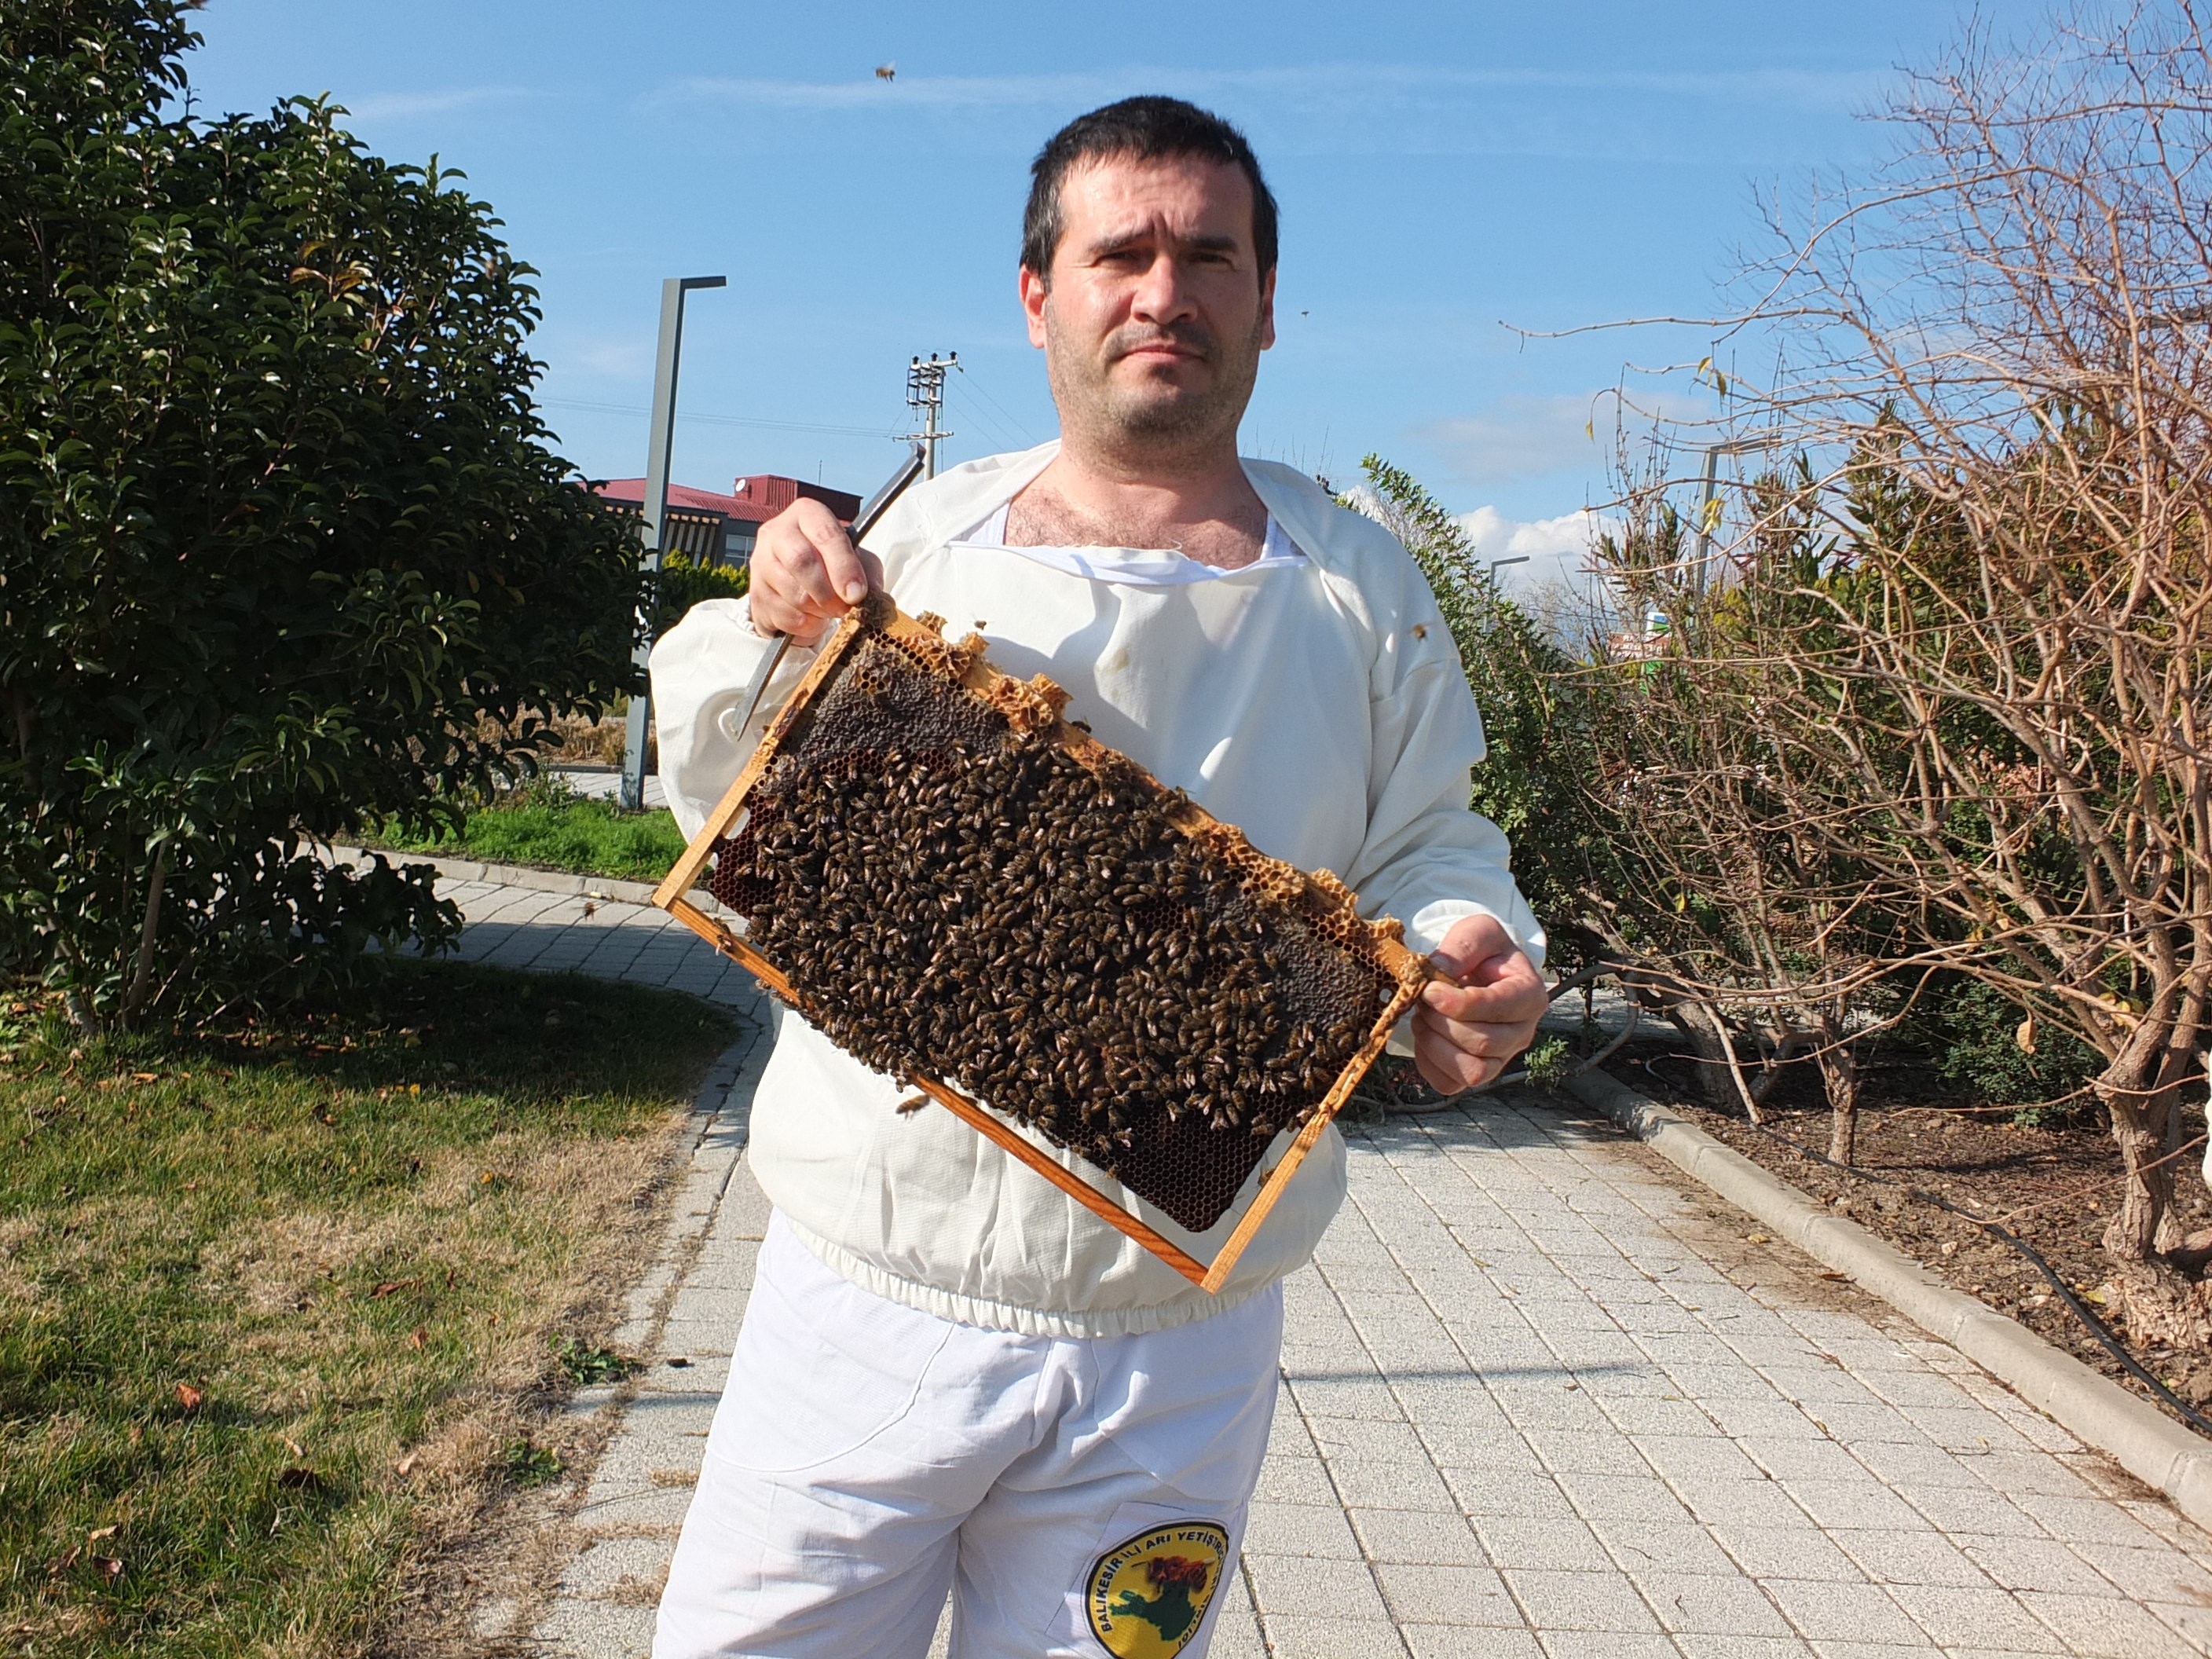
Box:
[1603,1043,2212,1427]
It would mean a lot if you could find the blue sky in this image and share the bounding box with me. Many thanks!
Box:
[184,1,2037,566]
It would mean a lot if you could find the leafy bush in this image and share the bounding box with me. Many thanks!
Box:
[657,549,748,633]
[1925,978,2103,1121]
[0,0,642,1027]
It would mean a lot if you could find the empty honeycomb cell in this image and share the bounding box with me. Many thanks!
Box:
[706,624,1411,1234]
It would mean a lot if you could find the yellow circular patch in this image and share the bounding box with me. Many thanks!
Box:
[1084,1521,1230,1658]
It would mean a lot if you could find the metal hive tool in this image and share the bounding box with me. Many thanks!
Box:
[653,595,1435,1292]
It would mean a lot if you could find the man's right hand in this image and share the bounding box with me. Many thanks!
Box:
[746,498,881,644]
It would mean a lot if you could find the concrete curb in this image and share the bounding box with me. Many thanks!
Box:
[1566,1068,2212,1530]
[324,844,672,908]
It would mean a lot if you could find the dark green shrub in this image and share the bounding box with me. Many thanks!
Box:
[0,0,642,1027]
[1925,978,2103,1122]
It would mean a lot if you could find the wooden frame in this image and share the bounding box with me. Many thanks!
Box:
[653,596,1434,1294]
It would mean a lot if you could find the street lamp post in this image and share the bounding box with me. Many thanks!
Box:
[1690,438,1768,596]
[621,274,726,812]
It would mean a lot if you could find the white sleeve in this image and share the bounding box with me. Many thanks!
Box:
[649,596,819,841]
[1338,588,1548,973]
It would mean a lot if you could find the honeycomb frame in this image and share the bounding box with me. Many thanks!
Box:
[653,593,1435,1293]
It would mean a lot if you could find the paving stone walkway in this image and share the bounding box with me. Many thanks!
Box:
[438,876,2212,1659]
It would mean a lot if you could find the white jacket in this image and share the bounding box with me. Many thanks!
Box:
[652,443,1544,1336]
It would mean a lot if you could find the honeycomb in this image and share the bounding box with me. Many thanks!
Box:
[708,614,1415,1233]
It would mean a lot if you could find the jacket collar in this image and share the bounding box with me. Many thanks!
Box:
[910,441,1346,573]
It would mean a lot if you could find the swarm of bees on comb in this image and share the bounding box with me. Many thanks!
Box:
[701,600,1428,1236]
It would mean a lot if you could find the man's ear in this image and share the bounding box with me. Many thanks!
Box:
[1258,266,1277,352]
[1020,264,1049,349]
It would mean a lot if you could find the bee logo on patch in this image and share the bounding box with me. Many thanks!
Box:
[1084,1521,1229,1657]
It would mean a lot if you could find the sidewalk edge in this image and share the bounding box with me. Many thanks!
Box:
[1566,1068,2212,1529]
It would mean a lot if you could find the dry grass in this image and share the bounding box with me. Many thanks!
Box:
[0,961,734,1658]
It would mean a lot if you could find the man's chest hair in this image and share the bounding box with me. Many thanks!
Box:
[1005,484,1265,572]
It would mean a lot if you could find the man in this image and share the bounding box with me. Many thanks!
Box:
[650,96,1549,1659]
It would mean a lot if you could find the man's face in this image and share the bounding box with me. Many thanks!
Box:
[1021,154,1276,456]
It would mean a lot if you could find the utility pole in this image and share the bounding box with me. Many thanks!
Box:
[903,353,957,478]
[620,273,726,811]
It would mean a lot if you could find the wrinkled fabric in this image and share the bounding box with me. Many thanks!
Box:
[652,443,1544,1335]
[653,1211,1280,1659]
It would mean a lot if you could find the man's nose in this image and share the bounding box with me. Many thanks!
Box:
[1128,251,1198,324]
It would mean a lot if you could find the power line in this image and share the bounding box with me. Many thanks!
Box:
[945,381,1025,454]
[543,397,902,440]
[954,364,1043,449]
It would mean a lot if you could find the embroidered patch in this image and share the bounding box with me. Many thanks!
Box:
[1083,1520,1229,1657]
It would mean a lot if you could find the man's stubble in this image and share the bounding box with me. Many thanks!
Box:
[1043,305,1268,473]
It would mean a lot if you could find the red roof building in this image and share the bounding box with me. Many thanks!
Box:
[585,473,863,566]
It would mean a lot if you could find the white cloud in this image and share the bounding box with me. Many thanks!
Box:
[1457,505,1609,569]
[1338,485,1610,584]
[1459,506,1624,636]
[341,86,542,122]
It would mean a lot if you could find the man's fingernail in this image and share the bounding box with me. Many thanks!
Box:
[840,580,867,602]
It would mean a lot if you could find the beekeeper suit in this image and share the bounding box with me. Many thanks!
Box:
[650,96,1547,1659]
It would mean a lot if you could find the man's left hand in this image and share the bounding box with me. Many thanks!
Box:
[1412,914,1549,1096]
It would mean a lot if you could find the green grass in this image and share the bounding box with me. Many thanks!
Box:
[367,793,688,884]
[0,961,735,1658]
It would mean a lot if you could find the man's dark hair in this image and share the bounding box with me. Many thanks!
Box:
[1021,96,1278,284]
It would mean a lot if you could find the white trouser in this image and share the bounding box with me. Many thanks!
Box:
[654,1211,1284,1659]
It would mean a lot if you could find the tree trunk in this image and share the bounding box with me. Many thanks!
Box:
[2101,1044,2177,1262]
[1661,1003,1743,1113]
[1610,956,1761,1119]
[1821,1033,1860,1166]
[2155,1094,2194,1256]
[120,843,169,1030]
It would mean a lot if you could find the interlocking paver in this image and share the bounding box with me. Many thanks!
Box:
[415,877,2212,1658]
[1535,1629,1681,1659]
[1245,1552,1393,1621]
[1245,1501,1367,1560]
[1377,1562,1522,1624]
[1503,1569,1663,1633]
[2020,1594,2205,1659]
[1404,1626,1546,1658]
[1474,1514,1619,1572]
[1591,1520,1745,1580]
[1353,1507,1487,1565]
[1636,1573,1794,1637]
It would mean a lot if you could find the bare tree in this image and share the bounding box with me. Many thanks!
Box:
[1613,4,2212,1262]
[1580,470,1909,1163]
